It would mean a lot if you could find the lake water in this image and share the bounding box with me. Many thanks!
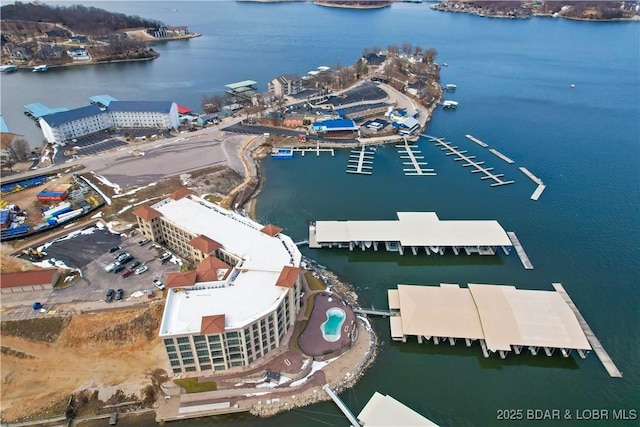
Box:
[2,2,638,426]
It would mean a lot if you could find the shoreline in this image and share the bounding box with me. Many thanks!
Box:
[430,5,640,22]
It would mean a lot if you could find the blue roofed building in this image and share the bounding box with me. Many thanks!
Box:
[312,118,359,135]
[39,105,112,143]
[37,100,179,143]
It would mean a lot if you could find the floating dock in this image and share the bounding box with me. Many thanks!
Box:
[294,144,334,157]
[552,283,623,378]
[425,135,514,187]
[506,231,533,269]
[519,167,546,200]
[346,146,374,175]
[396,140,435,176]
[488,148,514,164]
[465,134,488,148]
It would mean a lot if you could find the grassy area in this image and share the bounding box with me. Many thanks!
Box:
[173,377,217,394]
[204,194,223,204]
[291,319,307,352]
[304,293,317,318]
[55,270,80,289]
[305,272,326,291]
[1,316,71,343]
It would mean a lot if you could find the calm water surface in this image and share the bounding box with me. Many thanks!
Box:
[1,2,638,426]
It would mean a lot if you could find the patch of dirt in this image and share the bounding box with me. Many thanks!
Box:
[0,316,72,343]
[0,302,168,423]
[0,244,41,273]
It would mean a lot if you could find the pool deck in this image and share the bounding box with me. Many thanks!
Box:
[298,292,357,359]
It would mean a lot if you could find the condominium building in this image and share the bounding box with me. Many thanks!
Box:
[132,190,303,374]
[38,100,179,143]
[268,73,302,98]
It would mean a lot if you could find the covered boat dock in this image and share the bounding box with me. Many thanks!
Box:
[309,211,513,257]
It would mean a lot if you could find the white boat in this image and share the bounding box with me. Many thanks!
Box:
[445,84,457,91]
[443,100,459,110]
[0,65,18,73]
[442,63,448,67]
[32,65,48,72]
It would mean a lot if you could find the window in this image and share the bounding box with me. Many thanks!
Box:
[185,367,197,372]
[176,337,190,344]
[209,342,221,350]
[195,342,207,350]
[198,357,210,364]
[231,361,244,367]
[172,368,182,374]
[163,338,174,345]
[168,353,178,360]
[170,360,181,367]
[179,344,191,352]
[196,349,209,357]
[166,345,176,353]
[201,365,212,371]
[181,351,193,358]
[214,365,225,371]
[193,335,206,342]
[183,358,194,365]
[208,335,220,342]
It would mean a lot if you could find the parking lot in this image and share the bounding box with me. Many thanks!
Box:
[2,232,180,318]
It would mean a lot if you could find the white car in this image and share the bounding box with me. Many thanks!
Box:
[152,279,166,290]
[104,262,118,272]
[135,266,148,275]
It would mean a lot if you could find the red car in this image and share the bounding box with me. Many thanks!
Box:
[121,269,133,278]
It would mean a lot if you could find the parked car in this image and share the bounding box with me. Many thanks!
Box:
[152,279,166,290]
[108,246,120,253]
[115,251,127,259]
[113,263,125,274]
[105,262,118,272]
[119,255,134,264]
[121,269,133,278]
[129,261,141,269]
[105,289,115,302]
[115,289,124,301]
[116,252,131,262]
[138,238,150,246]
[158,252,172,262]
[135,265,149,275]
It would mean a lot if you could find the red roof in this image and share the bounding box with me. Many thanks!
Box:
[177,104,192,115]
[169,188,191,201]
[196,256,232,282]
[275,266,301,288]
[260,224,282,237]
[165,271,198,289]
[0,268,58,288]
[188,235,222,254]
[131,205,162,220]
[200,314,225,335]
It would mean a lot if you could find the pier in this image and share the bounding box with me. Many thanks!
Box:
[465,134,488,148]
[322,385,362,427]
[424,135,514,187]
[519,167,546,200]
[396,139,435,176]
[346,146,374,175]
[506,231,533,269]
[552,283,623,378]
[294,143,335,157]
[488,148,514,164]
[353,307,394,317]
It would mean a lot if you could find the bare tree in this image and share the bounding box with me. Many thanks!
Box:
[7,137,30,161]
[401,42,413,56]
[387,44,399,56]
[413,45,423,58]
[201,94,224,114]
[423,47,438,63]
[355,58,368,79]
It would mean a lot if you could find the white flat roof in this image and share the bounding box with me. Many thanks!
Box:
[314,212,512,247]
[157,196,301,335]
[391,283,591,352]
[358,392,439,427]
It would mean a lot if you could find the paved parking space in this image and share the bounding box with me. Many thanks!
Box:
[75,138,128,156]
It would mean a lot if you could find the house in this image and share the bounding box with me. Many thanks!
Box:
[406,80,428,97]
[66,47,90,60]
[10,46,34,61]
[364,52,387,66]
[0,268,59,294]
[268,74,303,98]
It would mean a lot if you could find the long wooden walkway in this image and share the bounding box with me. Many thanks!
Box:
[465,134,488,147]
[519,167,546,201]
[506,231,533,269]
[353,307,394,317]
[425,135,514,187]
[552,283,623,378]
[488,148,514,164]
[396,139,435,176]
[346,146,374,175]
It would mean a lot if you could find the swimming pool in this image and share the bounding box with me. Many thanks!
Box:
[321,307,346,342]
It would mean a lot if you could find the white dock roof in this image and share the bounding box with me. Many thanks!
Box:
[314,212,512,247]
[390,283,591,352]
[358,392,439,427]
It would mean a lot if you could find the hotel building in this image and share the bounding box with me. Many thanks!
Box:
[39,100,179,143]
[132,190,302,374]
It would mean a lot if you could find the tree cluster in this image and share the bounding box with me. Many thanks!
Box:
[0,2,164,36]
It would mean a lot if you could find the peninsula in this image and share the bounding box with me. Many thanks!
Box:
[0,3,200,70]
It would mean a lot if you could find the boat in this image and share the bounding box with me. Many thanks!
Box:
[32,65,48,73]
[445,84,457,92]
[271,147,294,159]
[442,63,448,67]
[442,100,459,110]
[0,65,18,73]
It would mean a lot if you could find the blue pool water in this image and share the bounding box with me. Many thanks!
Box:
[321,307,346,342]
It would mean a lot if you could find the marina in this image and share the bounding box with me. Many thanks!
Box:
[425,135,514,187]
[552,283,623,378]
[396,139,435,176]
[309,211,514,257]
[346,146,374,175]
[506,231,533,269]
[388,283,594,361]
